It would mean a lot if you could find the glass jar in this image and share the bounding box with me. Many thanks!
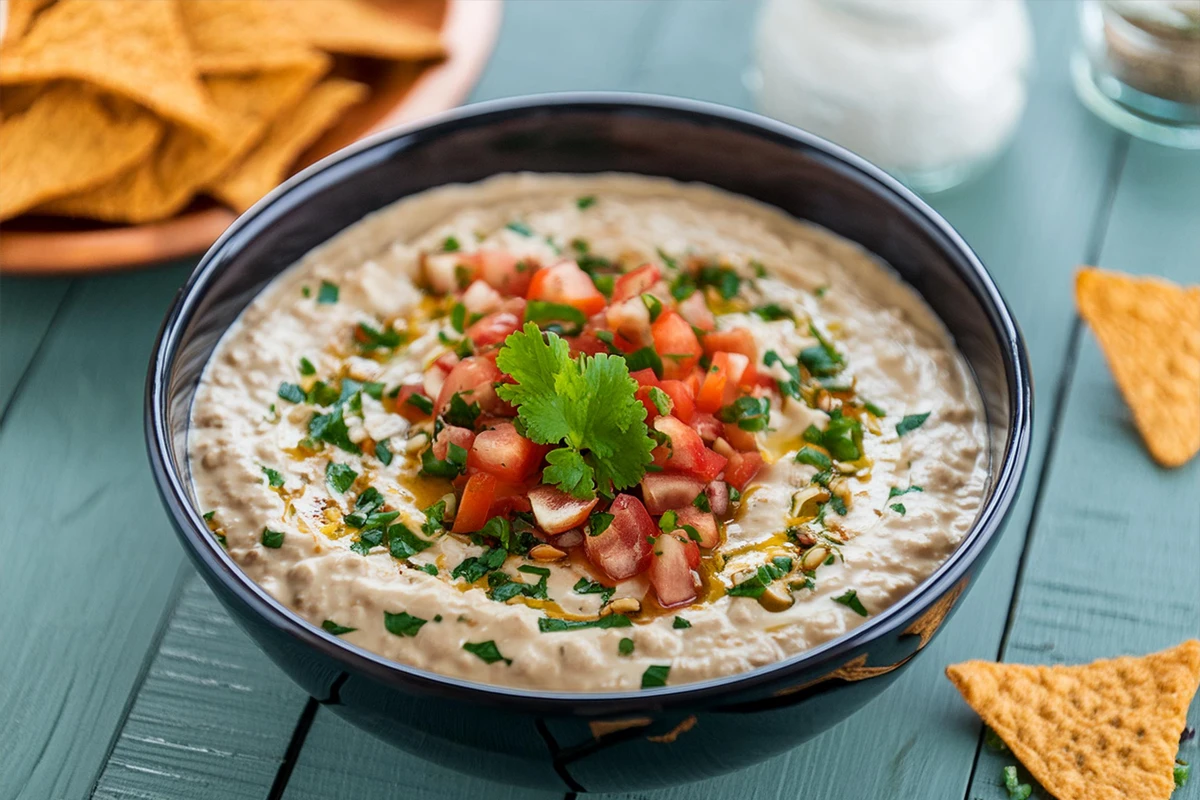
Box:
[1073,0,1200,148]
[753,0,1033,194]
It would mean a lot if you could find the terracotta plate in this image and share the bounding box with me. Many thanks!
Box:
[0,0,502,276]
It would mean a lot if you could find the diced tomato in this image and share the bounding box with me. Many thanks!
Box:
[583,494,655,580]
[461,280,503,315]
[651,415,728,482]
[527,261,606,316]
[529,485,599,534]
[650,311,702,380]
[435,356,506,418]
[658,379,694,423]
[712,351,750,388]
[640,473,706,516]
[489,480,534,516]
[466,311,522,348]
[424,252,475,294]
[705,480,730,515]
[472,249,533,296]
[723,422,758,452]
[724,451,764,491]
[611,263,662,303]
[689,412,723,443]
[677,290,715,331]
[467,423,543,482]
[629,368,662,420]
[393,384,432,421]
[649,533,699,608]
[605,297,653,350]
[674,505,719,548]
[567,330,610,357]
[452,473,497,533]
[685,366,704,397]
[423,352,458,399]
[695,362,728,414]
[433,425,475,460]
[703,328,758,386]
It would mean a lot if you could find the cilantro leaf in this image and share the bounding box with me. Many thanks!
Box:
[618,637,634,655]
[833,589,869,616]
[388,523,432,560]
[573,577,615,605]
[321,620,356,635]
[261,466,285,488]
[897,412,931,436]
[537,614,632,632]
[463,640,511,665]
[443,393,481,428]
[672,616,692,629]
[496,324,654,499]
[383,611,427,637]
[325,462,357,494]
[641,664,670,688]
[317,280,339,304]
[261,528,284,548]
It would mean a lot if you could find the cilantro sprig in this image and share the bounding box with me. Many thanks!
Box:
[495,324,655,499]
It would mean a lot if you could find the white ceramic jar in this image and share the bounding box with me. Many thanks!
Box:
[755,0,1034,193]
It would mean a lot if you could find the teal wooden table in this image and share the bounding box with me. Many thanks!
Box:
[2,2,1197,798]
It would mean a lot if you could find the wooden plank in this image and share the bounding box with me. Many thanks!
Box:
[963,140,1200,799]
[0,276,72,419]
[91,574,311,800]
[0,263,197,800]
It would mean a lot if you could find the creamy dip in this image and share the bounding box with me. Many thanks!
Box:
[189,173,988,692]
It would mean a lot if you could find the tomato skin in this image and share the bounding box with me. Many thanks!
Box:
[466,422,543,482]
[566,331,610,357]
[529,485,598,534]
[605,297,653,350]
[675,505,719,548]
[724,451,764,491]
[695,363,727,414]
[651,311,703,380]
[472,249,533,296]
[453,472,498,533]
[640,473,707,516]
[435,356,505,418]
[583,494,655,580]
[611,263,662,303]
[689,412,723,443]
[649,533,698,608]
[703,328,758,386]
[489,481,534,517]
[651,416,727,481]
[393,384,432,421]
[658,379,695,423]
[722,422,759,452]
[527,261,607,316]
[466,310,523,349]
[629,368,662,420]
[433,425,475,460]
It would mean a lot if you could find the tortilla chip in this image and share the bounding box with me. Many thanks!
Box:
[1076,267,1200,467]
[268,0,444,61]
[39,57,328,223]
[208,78,368,211]
[2,0,55,44]
[0,0,221,140]
[0,82,161,220]
[947,640,1200,800]
[179,0,323,75]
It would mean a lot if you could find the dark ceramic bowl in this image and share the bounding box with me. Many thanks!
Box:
[147,93,1032,793]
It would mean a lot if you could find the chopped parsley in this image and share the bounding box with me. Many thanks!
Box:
[316,280,339,304]
[356,322,404,351]
[588,513,614,538]
[420,442,467,478]
[618,637,634,655]
[804,408,863,462]
[648,386,672,415]
[888,485,924,499]
[863,400,887,417]
[490,564,550,602]
[728,557,793,598]
[301,285,311,298]
[383,610,427,637]
[261,466,285,488]
[202,510,216,522]
[1002,766,1032,800]
[388,523,433,560]
[538,614,632,632]
[261,528,284,548]
[375,440,393,465]
[350,527,384,555]
[833,588,868,617]
[298,357,316,376]
[496,324,655,499]
[896,412,931,436]
[325,462,357,493]
[309,405,359,454]
[576,195,597,210]
[463,640,511,665]
[1176,759,1191,789]
[641,664,670,688]
[450,303,467,334]
[278,382,306,404]
[573,577,615,606]
[405,392,434,415]
[441,235,460,252]
[421,500,447,538]
[794,446,832,471]
[799,324,844,377]
[692,492,711,513]
[752,304,795,322]
[672,616,692,629]
[890,503,906,515]
[641,293,664,322]
[321,620,356,635]
[443,393,481,428]
[451,547,507,583]
[524,300,586,336]
[624,346,664,378]
[696,264,741,300]
[763,350,801,399]
[716,395,770,432]
[418,564,439,576]
[505,221,534,237]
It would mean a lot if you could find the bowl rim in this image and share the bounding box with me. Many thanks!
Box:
[146,91,1032,714]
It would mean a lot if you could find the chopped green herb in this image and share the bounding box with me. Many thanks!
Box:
[672,616,692,629]
[261,466,285,488]
[641,293,664,322]
[421,501,447,538]
[451,547,507,583]
[863,400,887,418]
[449,302,467,334]
[828,495,848,516]
[815,285,828,298]
[1175,759,1191,789]
[833,588,868,616]
[261,528,284,548]
[890,503,906,515]
[1002,766,1032,800]
[317,280,339,304]
[656,247,679,270]
[648,386,672,415]
[888,485,924,499]
[349,527,385,555]
[716,395,770,432]
[463,639,511,665]
[321,620,356,635]
[623,346,665,379]
[538,614,632,632]
[588,512,614,538]
[896,412,931,437]
[618,637,635,655]
[375,440,393,466]
[309,405,360,454]
[383,610,427,637]
[301,285,311,298]
[505,221,533,237]
[278,382,306,404]
[692,492,711,513]
[729,486,742,504]
[696,264,741,300]
[299,357,316,376]
[811,408,863,462]
[420,442,467,478]
[752,304,795,322]
[750,260,767,278]
[984,727,1009,752]
[572,577,616,606]
[325,462,357,493]
[417,563,438,576]
[443,392,481,428]
[576,195,597,210]
[525,300,587,335]
[728,557,793,598]
[442,235,460,252]
[794,446,832,471]
[388,523,433,560]
[641,664,670,688]
[799,324,844,377]
[306,380,341,407]
[356,322,404,351]
[202,510,216,522]
[405,392,434,415]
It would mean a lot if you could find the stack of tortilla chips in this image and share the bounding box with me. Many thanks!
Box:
[0,0,444,223]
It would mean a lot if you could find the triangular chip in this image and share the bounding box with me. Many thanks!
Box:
[0,82,161,220]
[179,0,323,75]
[208,78,369,211]
[38,57,328,223]
[1076,267,1200,468]
[0,0,221,140]
[266,0,445,61]
[2,0,56,44]
[947,640,1200,800]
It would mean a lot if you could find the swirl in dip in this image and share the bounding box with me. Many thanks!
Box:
[190,173,988,692]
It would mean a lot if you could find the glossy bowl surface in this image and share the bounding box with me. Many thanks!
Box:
[147,93,1032,792]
